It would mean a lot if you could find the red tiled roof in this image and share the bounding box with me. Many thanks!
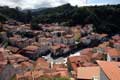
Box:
[80,48,93,56]
[65,34,73,38]
[82,62,97,67]
[77,66,100,79]
[35,58,49,69]
[0,52,5,61]
[6,46,19,53]
[53,64,65,69]
[20,61,33,68]
[51,44,61,50]
[16,70,44,80]
[0,48,7,74]
[0,64,6,74]
[97,60,120,80]
[112,35,120,41]
[92,53,103,60]
[106,47,120,56]
[68,56,88,71]
[24,45,39,51]
[58,70,69,77]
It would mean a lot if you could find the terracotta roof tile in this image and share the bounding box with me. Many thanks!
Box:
[16,70,44,79]
[20,61,33,68]
[35,58,50,69]
[24,45,39,51]
[112,35,120,41]
[77,66,100,79]
[82,62,97,67]
[97,60,120,80]
[6,46,19,53]
[68,56,88,71]
[106,48,120,56]
[80,48,93,57]
[53,64,65,69]
[92,53,103,60]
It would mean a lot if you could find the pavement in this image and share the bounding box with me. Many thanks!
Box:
[42,50,81,64]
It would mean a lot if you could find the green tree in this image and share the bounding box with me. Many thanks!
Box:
[25,10,32,23]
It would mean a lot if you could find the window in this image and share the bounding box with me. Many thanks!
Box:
[118,58,120,61]
[112,58,116,61]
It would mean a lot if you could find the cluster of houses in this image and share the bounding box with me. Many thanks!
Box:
[67,34,120,80]
[0,22,108,59]
[0,47,69,80]
[0,21,120,80]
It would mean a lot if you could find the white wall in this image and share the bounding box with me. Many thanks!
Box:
[100,69,109,80]
[107,54,120,62]
[107,54,112,61]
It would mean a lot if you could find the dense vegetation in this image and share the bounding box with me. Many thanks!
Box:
[32,3,120,34]
[0,13,7,22]
[10,76,70,80]
[39,77,70,80]
[0,3,120,34]
[0,6,31,23]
